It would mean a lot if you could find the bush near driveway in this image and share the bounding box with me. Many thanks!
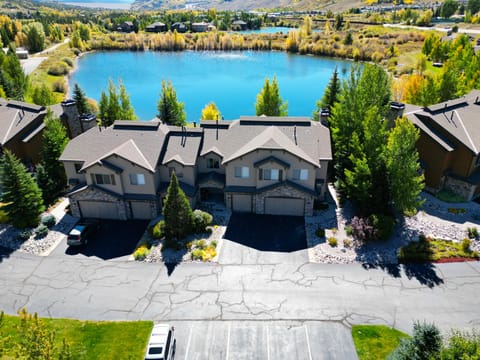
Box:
[398,237,479,263]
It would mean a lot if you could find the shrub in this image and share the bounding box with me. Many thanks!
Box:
[388,322,441,360]
[52,80,66,93]
[185,241,193,250]
[17,230,32,241]
[316,227,325,238]
[151,220,165,239]
[195,239,207,249]
[343,238,352,248]
[40,214,56,228]
[345,225,353,236]
[61,57,74,67]
[34,225,48,239]
[351,216,376,241]
[72,48,81,56]
[462,238,472,253]
[191,248,203,260]
[211,240,217,248]
[47,62,69,76]
[369,214,395,240]
[192,210,213,233]
[467,227,479,239]
[331,227,338,235]
[133,244,150,260]
[191,245,217,261]
[328,236,338,247]
[0,208,9,224]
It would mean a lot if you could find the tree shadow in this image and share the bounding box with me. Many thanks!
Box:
[418,191,480,225]
[0,245,15,263]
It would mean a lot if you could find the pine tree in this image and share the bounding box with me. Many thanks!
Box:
[0,150,44,228]
[201,102,221,120]
[98,80,136,126]
[157,80,186,126]
[119,80,136,120]
[73,83,90,116]
[31,84,55,106]
[314,66,340,119]
[163,172,193,240]
[255,76,287,116]
[385,118,424,214]
[36,112,69,205]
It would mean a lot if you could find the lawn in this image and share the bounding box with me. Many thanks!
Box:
[398,238,479,263]
[352,325,409,360]
[0,312,153,359]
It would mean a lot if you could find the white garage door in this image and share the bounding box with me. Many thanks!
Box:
[130,201,152,220]
[265,197,304,216]
[232,194,252,213]
[79,201,120,219]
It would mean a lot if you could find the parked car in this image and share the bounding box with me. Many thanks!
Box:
[67,219,99,246]
[145,324,176,360]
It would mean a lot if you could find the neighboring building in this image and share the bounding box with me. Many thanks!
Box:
[117,21,134,32]
[232,20,247,31]
[405,90,480,201]
[0,99,47,165]
[16,48,28,59]
[171,22,187,33]
[59,116,332,220]
[145,22,166,33]
[191,22,209,32]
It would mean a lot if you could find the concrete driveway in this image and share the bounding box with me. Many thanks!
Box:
[172,320,357,360]
[220,213,308,264]
[51,220,148,261]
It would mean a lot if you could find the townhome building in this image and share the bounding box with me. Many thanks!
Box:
[59,116,332,220]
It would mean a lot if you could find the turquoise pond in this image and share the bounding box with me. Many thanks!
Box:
[69,50,352,121]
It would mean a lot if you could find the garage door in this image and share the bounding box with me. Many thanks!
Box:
[232,194,252,212]
[130,201,152,220]
[265,197,304,216]
[79,201,120,219]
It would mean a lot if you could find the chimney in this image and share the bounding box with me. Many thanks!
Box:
[319,108,330,126]
[216,117,219,141]
[193,121,196,128]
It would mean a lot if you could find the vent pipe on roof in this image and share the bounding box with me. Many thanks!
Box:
[294,125,297,145]
[216,117,219,141]
[450,112,454,120]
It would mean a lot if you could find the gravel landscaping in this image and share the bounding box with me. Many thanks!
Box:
[307,186,480,265]
[0,198,78,256]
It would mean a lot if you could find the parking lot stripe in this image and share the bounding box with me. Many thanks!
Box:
[225,322,231,360]
[266,324,270,360]
[304,324,313,360]
[184,323,193,360]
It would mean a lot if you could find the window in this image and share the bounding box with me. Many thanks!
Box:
[207,158,219,169]
[74,163,82,174]
[259,168,282,181]
[91,173,116,185]
[293,169,308,181]
[129,173,145,185]
[234,166,249,178]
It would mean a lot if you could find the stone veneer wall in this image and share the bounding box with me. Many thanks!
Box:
[255,185,314,216]
[444,176,477,201]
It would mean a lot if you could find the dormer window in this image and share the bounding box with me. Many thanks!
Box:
[259,168,282,181]
[207,158,219,169]
[91,174,116,185]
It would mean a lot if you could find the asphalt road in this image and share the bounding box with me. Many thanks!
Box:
[0,251,479,337]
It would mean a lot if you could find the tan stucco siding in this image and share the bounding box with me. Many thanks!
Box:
[197,154,225,174]
[160,161,196,186]
[85,163,123,194]
[63,161,86,184]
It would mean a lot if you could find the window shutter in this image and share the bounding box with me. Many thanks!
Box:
[279,169,283,181]
[259,169,263,180]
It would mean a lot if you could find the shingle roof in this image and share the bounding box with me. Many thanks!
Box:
[59,120,169,171]
[0,99,46,146]
[161,129,203,166]
[406,90,480,154]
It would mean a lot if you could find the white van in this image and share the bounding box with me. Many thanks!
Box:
[145,324,176,360]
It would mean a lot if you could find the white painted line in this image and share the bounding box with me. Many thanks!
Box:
[225,322,231,360]
[184,323,193,360]
[266,324,270,360]
[304,324,313,360]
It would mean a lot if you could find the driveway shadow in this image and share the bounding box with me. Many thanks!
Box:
[64,220,148,260]
[224,213,307,252]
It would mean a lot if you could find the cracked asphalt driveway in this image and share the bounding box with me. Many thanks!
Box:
[1,252,479,339]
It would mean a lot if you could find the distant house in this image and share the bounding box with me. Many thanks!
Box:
[405,90,480,201]
[171,22,187,33]
[145,22,166,33]
[192,22,209,32]
[0,99,47,165]
[232,20,247,31]
[117,21,134,33]
[16,48,28,59]
[59,117,332,220]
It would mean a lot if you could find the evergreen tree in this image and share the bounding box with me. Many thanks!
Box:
[314,66,340,119]
[385,118,424,214]
[73,83,90,115]
[0,150,44,228]
[119,80,136,120]
[36,112,69,205]
[163,172,193,240]
[0,51,27,100]
[157,80,186,126]
[201,102,221,120]
[98,91,109,125]
[25,22,45,53]
[255,76,287,116]
[388,322,441,360]
[31,84,54,106]
[98,79,136,126]
[441,0,459,18]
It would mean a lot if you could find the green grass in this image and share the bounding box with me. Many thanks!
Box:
[398,238,479,263]
[352,325,409,360]
[436,189,467,203]
[0,313,153,359]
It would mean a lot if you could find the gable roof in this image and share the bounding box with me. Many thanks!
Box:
[0,99,46,146]
[406,90,480,154]
[59,120,169,171]
[161,129,203,166]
